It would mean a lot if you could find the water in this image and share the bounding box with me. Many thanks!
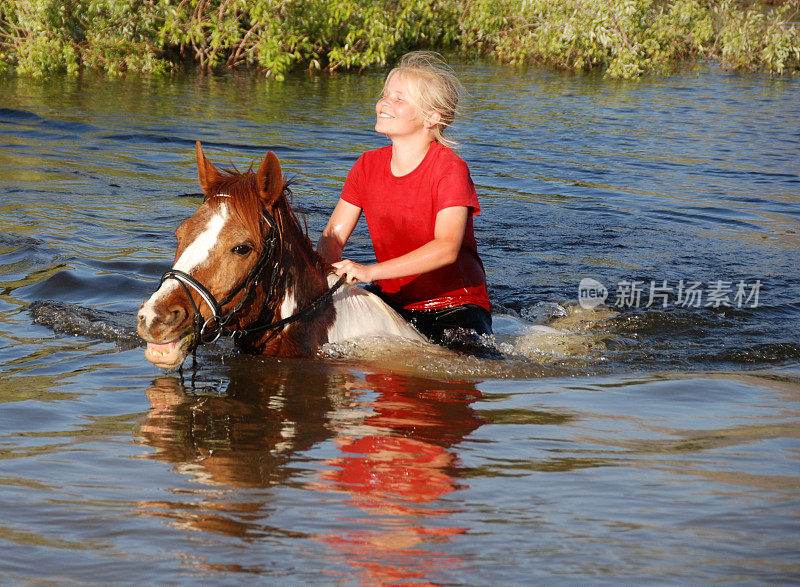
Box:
[1,63,798,583]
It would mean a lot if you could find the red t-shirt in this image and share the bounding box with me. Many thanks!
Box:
[341,142,491,312]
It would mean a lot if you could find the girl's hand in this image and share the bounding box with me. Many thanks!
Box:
[332,259,374,284]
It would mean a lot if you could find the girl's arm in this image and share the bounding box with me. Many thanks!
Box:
[317,198,362,263]
[333,206,468,284]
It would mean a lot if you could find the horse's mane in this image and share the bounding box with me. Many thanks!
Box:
[203,166,326,271]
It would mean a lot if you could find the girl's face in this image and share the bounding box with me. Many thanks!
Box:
[375,73,426,140]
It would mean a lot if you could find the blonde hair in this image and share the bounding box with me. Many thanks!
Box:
[384,51,465,148]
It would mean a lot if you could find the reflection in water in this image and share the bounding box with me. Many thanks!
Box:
[136,361,341,539]
[315,374,483,583]
[3,67,795,582]
[135,361,484,581]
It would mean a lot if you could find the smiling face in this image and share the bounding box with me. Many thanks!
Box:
[375,72,429,140]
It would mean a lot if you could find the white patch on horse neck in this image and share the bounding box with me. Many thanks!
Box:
[280,287,297,327]
[139,206,229,323]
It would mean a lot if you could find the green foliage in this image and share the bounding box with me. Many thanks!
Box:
[0,0,797,78]
[459,0,799,78]
[715,0,800,74]
[156,0,458,80]
[0,0,169,76]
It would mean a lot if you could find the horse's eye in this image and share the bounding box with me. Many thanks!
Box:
[232,243,253,256]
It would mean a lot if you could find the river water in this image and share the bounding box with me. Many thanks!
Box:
[0,63,798,583]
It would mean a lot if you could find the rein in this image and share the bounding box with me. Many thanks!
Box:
[158,209,345,352]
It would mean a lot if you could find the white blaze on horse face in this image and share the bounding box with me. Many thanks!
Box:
[140,205,229,324]
[173,206,228,273]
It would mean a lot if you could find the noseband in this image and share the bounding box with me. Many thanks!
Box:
[159,209,344,353]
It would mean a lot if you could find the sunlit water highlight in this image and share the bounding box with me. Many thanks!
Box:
[0,64,798,583]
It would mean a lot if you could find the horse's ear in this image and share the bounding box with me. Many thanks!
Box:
[256,151,284,206]
[195,141,221,197]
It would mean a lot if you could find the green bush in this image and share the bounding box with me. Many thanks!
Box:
[1,0,168,75]
[0,0,797,78]
[156,0,458,80]
[460,0,799,78]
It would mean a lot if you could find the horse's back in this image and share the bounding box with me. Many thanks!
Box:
[327,277,425,343]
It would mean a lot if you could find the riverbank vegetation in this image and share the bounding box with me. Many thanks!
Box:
[0,0,797,79]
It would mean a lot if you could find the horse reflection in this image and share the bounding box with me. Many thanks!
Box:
[138,361,341,491]
[135,362,484,581]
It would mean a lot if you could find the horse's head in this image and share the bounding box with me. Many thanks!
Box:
[137,142,286,369]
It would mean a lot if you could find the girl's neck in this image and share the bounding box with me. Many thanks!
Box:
[390,136,435,177]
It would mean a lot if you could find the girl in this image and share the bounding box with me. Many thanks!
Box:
[317,51,492,344]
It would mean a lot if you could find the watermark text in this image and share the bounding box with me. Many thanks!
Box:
[578,278,762,310]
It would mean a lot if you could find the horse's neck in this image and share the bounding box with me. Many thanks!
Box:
[236,224,335,356]
[280,226,332,309]
[235,211,424,355]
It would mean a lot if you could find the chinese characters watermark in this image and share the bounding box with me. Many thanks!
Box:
[578,278,762,310]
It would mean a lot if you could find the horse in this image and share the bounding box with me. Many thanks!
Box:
[137,142,425,370]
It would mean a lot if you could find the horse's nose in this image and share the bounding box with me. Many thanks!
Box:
[138,300,188,331]
[163,304,188,327]
[137,302,151,329]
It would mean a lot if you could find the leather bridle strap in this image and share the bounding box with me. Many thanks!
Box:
[160,268,222,320]
[159,268,346,347]
[224,275,346,340]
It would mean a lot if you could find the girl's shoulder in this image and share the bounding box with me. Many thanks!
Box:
[346,146,389,179]
[358,145,392,165]
[350,146,392,178]
[430,142,471,175]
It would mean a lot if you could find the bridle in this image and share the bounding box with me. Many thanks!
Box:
[158,208,345,354]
